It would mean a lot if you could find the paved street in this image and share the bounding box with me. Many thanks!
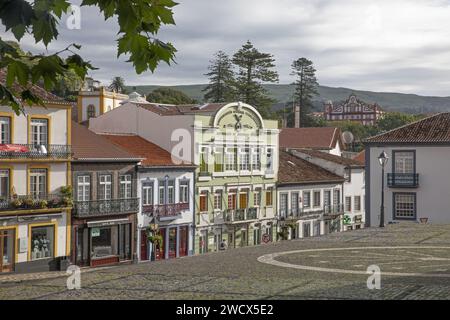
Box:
[2,223,450,300]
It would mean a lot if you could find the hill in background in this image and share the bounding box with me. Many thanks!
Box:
[126,84,450,114]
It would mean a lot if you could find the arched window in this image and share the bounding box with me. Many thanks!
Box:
[87,105,96,119]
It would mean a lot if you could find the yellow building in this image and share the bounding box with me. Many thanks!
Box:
[0,72,72,273]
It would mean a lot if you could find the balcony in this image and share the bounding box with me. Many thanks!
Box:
[0,194,72,212]
[0,144,71,159]
[387,173,419,188]
[224,207,259,222]
[73,198,139,218]
[323,204,345,216]
[279,205,344,220]
[142,202,189,219]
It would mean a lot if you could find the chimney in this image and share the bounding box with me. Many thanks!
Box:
[294,105,300,128]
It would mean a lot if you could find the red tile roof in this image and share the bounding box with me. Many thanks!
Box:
[71,121,141,161]
[102,134,195,168]
[293,148,364,168]
[0,69,69,105]
[278,150,345,185]
[365,112,450,144]
[353,150,365,165]
[280,127,344,150]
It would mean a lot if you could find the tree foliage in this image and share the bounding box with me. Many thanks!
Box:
[290,57,318,126]
[203,51,235,103]
[109,76,127,94]
[146,87,197,104]
[231,41,279,118]
[0,0,178,114]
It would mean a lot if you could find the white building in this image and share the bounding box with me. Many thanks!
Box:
[365,113,450,225]
[0,70,72,273]
[289,149,366,230]
[277,150,345,239]
[102,134,196,261]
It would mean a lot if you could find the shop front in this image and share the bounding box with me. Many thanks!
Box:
[73,216,135,267]
[144,224,190,261]
[0,227,16,273]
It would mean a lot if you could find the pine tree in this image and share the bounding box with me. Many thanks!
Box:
[231,41,279,117]
[290,58,319,126]
[203,51,235,102]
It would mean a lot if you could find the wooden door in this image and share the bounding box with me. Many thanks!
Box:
[140,231,148,261]
[239,193,248,209]
[0,229,15,273]
[179,226,188,257]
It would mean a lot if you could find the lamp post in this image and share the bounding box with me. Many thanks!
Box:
[378,151,389,228]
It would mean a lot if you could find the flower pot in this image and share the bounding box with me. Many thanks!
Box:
[419,217,428,224]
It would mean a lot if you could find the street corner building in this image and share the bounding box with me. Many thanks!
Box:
[70,122,142,267]
[0,70,72,273]
[100,134,196,262]
[277,150,346,240]
[87,96,280,254]
[364,112,450,226]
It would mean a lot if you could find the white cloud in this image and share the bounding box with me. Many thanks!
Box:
[2,0,450,95]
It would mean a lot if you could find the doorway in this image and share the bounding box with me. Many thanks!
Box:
[0,228,15,273]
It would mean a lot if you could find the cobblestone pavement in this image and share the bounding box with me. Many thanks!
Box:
[2,223,450,300]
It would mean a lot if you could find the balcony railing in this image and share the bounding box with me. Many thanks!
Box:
[0,144,71,159]
[224,207,259,222]
[0,194,72,212]
[73,198,139,217]
[142,202,189,218]
[279,204,344,220]
[387,173,419,188]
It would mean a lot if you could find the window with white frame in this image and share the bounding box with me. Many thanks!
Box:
[167,179,175,204]
[179,180,189,203]
[31,119,48,145]
[224,147,236,171]
[251,147,261,171]
[228,191,236,209]
[333,189,341,205]
[119,174,132,199]
[200,146,208,173]
[253,190,261,207]
[313,191,321,207]
[354,196,361,212]
[345,196,352,212]
[303,191,311,208]
[214,190,222,210]
[0,169,10,200]
[239,147,250,171]
[280,193,288,216]
[0,117,11,144]
[394,193,416,219]
[98,174,112,200]
[394,151,415,173]
[158,181,165,204]
[77,175,90,201]
[30,169,47,199]
[142,182,153,205]
[266,147,274,171]
[87,104,96,119]
[291,192,299,212]
[214,147,224,172]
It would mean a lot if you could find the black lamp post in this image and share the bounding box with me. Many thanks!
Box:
[378,151,389,227]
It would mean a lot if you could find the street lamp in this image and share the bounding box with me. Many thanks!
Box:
[378,151,389,228]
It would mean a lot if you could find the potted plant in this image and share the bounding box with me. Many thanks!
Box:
[10,198,23,209]
[38,199,48,209]
[47,198,58,208]
[23,197,34,208]
[61,197,73,207]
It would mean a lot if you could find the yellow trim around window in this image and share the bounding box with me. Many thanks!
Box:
[27,115,52,145]
[27,221,58,262]
[26,164,51,195]
[0,165,14,196]
[0,225,19,267]
[0,111,15,144]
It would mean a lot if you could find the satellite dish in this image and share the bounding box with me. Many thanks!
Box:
[342,131,354,144]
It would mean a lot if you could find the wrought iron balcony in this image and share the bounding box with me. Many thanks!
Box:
[323,204,345,216]
[279,205,344,220]
[0,194,72,212]
[224,207,259,222]
[387,173,419,188]
[0,144,71,159]
[73,198,139,217]
[142,202,189,218]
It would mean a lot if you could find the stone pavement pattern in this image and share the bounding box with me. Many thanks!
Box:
[1,223,450,300]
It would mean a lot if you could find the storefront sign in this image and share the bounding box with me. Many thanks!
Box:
[91,228,100,237]
[87,218,129,228]
[19,238,28,253]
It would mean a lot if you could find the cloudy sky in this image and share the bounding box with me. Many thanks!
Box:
[3,0,450,96]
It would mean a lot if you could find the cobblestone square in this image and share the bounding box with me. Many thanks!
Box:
[2,223,450,300]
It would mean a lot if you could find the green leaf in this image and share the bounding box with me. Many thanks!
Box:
[6,60,29,86]
[31,12,59,46]
[0,84,22,115]
[21,89,43,107]
[0,0,34,39]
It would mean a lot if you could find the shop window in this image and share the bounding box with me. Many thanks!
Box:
[0,169,10,201]
[30,225,54,260]
[0,116,11,144]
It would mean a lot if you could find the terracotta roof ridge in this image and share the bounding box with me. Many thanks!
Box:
[364,112,446,142]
